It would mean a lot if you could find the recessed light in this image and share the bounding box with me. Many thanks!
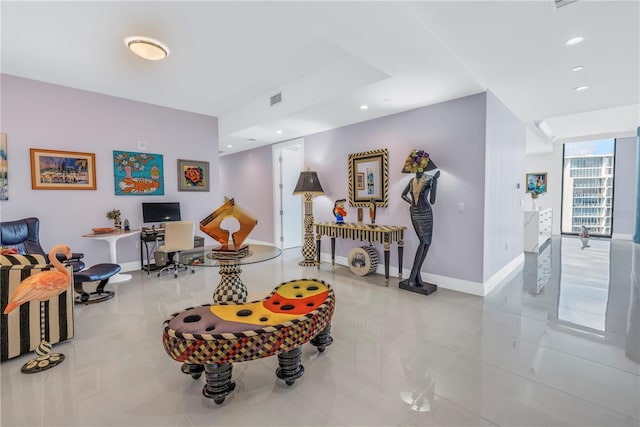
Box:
[248,138,257,142]
[226,144,232,148]
[574,85,589,91]
[571,65,584,72]
[360,105,369,110]
[124,36,170,61]
[565,36,584,46]
[383,98,391,102]
[276,130,283,134]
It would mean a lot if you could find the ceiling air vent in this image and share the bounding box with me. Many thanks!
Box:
[270,92,282,106]
[554,0,578,9]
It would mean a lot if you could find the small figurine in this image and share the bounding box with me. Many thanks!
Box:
[579,225,590,249]
[124,219,130,231]
[333,199,347,225]
[369,199,377,226]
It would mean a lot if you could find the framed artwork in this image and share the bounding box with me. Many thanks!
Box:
[30,148,96,190]
[348,148,389,207]
[0,133,7,200]
[177,159,210,191]
[113,150,164,195]
[526,172,547,194]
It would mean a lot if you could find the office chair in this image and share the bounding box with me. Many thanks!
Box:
[156,221,195,278]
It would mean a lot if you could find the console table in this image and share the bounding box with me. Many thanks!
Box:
[314,222,405,281]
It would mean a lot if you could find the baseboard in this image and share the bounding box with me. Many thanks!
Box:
[120,260,140,273]
[319,252,525,297]
[612,233,633,241]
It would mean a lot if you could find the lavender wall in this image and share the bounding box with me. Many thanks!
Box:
[0,74,220,269]
[483,91,526,282]
[304,93,488,286]
[613,136,638,238]
[219,144,275,244]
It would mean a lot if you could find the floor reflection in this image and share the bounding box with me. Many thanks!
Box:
[523,236,638,360]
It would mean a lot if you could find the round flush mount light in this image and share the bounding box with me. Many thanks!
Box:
[124,36,170,61]
[565,36,584,46]
[360,105,369,110]
[575,85,590,92]
[571,65,584,72]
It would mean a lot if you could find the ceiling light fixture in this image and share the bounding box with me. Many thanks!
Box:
[565,36,584,46]
[360,105,369,110]
[574,85,589,91]
[124,36,170,61]
[276,130,283,134]
[571,65,584,71]
[226,145,232,148]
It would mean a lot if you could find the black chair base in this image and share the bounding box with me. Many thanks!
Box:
[74,263,121,305]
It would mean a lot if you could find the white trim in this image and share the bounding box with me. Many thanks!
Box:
[612,233,633,241]
[319,252,525,297]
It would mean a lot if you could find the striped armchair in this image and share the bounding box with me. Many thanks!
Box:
[0,254,74,362]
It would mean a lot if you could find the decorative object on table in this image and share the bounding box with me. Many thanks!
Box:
[106,208,122,230]
[0,133,7,200]
[162,278,334,405]
[29,148,96,190]
[347,245,378,276]
[200,197,257,251]
[177,159,210,192]
[369,199,377,226]
[293,168,325,266]
[348,148,388,207]
[124,219,130,231]
[91,227,116,234]
[3,245,72,373]
[333,199,347,225]
[399,149,440,296]
[113,150,164,195]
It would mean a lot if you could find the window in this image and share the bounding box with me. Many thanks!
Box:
[561,139,615,236]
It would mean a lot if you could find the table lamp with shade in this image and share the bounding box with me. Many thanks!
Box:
[293,169,324,266]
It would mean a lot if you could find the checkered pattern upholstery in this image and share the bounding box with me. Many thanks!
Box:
[162,279,334,364]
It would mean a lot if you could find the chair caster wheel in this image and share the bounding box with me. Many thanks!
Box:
[214,397,225,405]
[285,379,295,386]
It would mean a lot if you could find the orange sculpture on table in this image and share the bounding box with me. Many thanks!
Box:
[4,244,72,373]
[199,197,257,251]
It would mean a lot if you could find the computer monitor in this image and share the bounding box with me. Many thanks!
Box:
[141,202,181,224]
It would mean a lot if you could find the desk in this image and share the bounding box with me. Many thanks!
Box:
[314,222,406,281]
[179,244,282,304]
[82,230,140,283]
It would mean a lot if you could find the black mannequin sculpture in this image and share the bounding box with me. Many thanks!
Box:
[399,149,440,295]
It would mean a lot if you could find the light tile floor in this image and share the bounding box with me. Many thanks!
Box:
[1,236,638,426]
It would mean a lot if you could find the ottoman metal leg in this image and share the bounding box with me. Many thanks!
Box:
[276,346,304,386]
[181,363,204,380]
[310,324,333,353]
[202,363,236,405]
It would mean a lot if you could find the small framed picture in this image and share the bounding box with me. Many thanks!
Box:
[30,148,97,190]
[356,172,365,190]
[178,159,210,192]
[526,172,547,194]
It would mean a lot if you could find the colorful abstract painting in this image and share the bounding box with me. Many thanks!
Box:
[113,150,164,196]
[0,134,7,200]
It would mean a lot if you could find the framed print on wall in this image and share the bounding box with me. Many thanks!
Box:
[0,133,7,200]
[177,159,210,191]
[348,148,389,207]
[113,150,164,195]
[526,172,547,194]
[30,148,96,190]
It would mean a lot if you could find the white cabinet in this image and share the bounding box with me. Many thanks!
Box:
[524,208,552,252]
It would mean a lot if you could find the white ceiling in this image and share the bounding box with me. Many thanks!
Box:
[2,1,638,155]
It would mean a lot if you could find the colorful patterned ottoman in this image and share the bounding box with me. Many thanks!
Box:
[162,279,335,404]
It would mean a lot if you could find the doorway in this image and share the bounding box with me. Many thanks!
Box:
[272,139,303,249]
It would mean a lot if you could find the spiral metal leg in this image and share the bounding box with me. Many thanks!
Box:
[202,363,236,404]
[21,302,65,374]
[276,347,304,386]
[181,363,205,379]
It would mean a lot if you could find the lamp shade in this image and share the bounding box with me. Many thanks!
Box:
[293,170,324,195]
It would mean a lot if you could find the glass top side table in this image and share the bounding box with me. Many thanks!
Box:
[178,244,282,304]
